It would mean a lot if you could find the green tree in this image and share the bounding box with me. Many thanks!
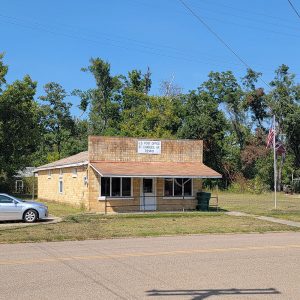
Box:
[0,53,8,92]
[178,89,228,179]
[73,58,122,135]
[39,82,75,160]
[242,69,268,129]
[120,91,182,138]
[201,71,248,149]
[0,74,39,181]
[122,68,151,95]
[268,65,300,190]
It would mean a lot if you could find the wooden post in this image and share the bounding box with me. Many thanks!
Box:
[32,173,35,200]
[216,181,219,212]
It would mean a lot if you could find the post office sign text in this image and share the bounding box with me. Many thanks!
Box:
[138,140,161,154]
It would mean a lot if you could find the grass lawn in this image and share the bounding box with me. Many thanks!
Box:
[218,192,300,222]
[0,212,298,243]
[1,194,299,244]
[14,196,84,218]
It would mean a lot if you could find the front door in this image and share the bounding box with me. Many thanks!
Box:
[140,178,156,211]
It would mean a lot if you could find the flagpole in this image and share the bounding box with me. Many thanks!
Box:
[273,115,277,209]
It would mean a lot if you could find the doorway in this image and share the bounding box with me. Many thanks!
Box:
[140,178,156,210]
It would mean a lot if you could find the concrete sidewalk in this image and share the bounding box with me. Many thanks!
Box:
[226,211,300,228]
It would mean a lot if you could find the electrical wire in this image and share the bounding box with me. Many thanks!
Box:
[178,0,271,89]
[287,0,300,20]
[0,13,242,70]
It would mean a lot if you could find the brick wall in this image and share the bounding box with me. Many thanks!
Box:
[89,136,203,163]
[88,167,141,212]
[37,166,89,208]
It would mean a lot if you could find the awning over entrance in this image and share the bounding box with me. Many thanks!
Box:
[90,162,222,178]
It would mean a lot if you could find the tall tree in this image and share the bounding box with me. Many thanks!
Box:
[120,92,182,138]
[242,69,268,129]
[0,74,39,180]
[39,82,75,160]
[122,68,152,95]
[201,71,248,149]
[73,58,122,135]
[178,89,228,178]
[0,53,8,92]
[268,65,300,190]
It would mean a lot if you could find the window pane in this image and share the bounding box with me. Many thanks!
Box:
[174,178,182,196]
[101,177,110,196]
[164,178,173,196]
[111,177,121,196]
[183,178,192,196]
[59,180,63,193]
[0,195,13,203]
[122,178,131,196]
[143,179,153,193]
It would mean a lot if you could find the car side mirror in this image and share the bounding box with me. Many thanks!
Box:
[13,200,18,205]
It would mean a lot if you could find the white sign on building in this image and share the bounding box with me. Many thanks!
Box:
[138,140,161,154]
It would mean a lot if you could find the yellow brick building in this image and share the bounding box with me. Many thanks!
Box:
[36,136,221,212]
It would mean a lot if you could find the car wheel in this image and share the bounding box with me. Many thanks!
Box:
[23,209,38,223]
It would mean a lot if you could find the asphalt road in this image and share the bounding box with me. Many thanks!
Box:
[1,233,300,300]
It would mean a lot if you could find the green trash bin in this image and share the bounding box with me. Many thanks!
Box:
[196,192,211,211]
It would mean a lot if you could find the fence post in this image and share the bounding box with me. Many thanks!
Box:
[32,173,35,200]
[105,197,107,215]
[216,182,219,212]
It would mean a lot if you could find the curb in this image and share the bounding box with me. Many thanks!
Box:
[0,216,62,230]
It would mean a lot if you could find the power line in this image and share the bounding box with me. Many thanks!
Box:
[287,0,300,20]
[0,13,241,70]
[178,0,271,89]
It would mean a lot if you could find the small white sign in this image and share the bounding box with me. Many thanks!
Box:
[138,140,161,154]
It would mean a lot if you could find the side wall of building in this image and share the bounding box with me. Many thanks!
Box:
[37,166,89,208]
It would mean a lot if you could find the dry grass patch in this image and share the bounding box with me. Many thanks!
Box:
[218,192,300,222]
[0,212,297,243]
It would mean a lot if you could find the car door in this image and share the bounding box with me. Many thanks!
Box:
[0,195,23,220]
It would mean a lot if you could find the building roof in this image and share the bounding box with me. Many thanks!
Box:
[90,161,221,178]
[35,151,88,171]
[15,167,35,178]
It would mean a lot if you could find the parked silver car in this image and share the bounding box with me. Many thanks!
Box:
[0,194,48,223]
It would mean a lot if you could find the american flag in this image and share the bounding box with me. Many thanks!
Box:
[266,126,275,148]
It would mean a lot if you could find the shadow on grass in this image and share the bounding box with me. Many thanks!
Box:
[146,288,280,299]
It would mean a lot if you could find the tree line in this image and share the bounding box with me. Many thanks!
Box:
[0,54,299,192]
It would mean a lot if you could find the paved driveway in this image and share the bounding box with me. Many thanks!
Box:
[0,233,300,299]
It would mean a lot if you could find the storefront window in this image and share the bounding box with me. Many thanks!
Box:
[164,178,173,196]
[183,178,192,196]
[101,177,132,197]
[164,178,192,197]
[101,177,110,196]
[122,178,131,196]
[111,178,121,196]
[174,179,182,196]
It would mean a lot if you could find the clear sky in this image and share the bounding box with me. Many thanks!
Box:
[1,0,300,116]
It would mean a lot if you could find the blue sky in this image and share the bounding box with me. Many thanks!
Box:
[1,0,300,116]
